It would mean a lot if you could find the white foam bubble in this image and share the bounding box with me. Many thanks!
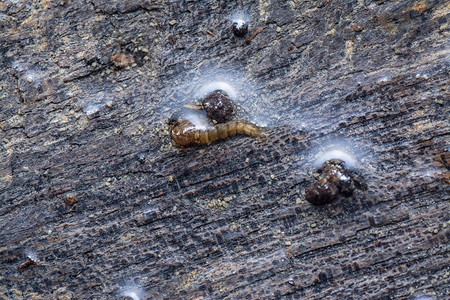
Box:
[308,138,369,170]
[12,61,26,72]
[182,109,212,130]
[409,295,435,300]
[82,98,113,116]
[25,251,38,261]
[408,168,442,182]
[12,61,44,89]
[83,102,103,115]
[230,11,250,24]
[123,291,140,300]
[314,149,358,169]
[120,284,144,300]
[377,76,390,83]
[163,68,267,124]
[197,81,238,100]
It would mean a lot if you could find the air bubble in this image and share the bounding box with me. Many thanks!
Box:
[119,283,144,300]
[314,149,358,169]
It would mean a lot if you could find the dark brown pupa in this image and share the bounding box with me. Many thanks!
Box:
[305,159,365,205]
[232,20,248,37]
[201,90,234,123]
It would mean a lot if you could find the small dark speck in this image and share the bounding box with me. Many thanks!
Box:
[318,272,328,283]
[137,152,147,163]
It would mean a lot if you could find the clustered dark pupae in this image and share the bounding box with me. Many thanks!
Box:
[167,18,367,206]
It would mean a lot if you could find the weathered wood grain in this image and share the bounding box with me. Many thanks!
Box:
[1,0,448,299]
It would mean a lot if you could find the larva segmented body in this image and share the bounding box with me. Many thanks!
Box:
[171,119,261,147]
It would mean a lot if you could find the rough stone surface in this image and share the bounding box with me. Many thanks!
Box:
[1,0,449,299]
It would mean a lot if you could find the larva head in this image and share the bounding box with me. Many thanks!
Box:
[171,120,197,146]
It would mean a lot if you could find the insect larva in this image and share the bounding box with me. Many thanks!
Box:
[171,119,261,147]
[18,257,37,270]
[245,26,265,44]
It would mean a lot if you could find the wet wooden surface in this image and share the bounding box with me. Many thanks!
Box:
[0,0,449,299]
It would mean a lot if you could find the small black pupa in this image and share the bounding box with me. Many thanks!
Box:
[232,20,248,37]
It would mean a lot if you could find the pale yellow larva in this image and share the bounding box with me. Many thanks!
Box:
[171,119,261,147]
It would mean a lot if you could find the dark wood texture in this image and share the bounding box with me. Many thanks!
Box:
[1,0,449,299]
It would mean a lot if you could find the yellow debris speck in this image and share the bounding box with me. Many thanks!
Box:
[326,28,336,36]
